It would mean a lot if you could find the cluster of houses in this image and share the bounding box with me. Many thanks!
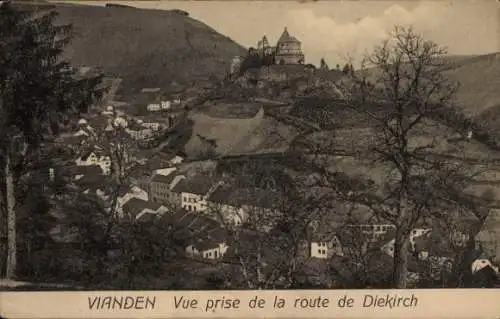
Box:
[48,130,500,283]
[43,77,499,285]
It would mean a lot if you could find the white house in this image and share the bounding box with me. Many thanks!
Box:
[147,103,161,112]
[172,175,218,213]
[309,237,343,259]
[126,127,155,141]
[75,150,112,175]
[169,155,184,165]
[161,100,172,110]
[141,121,162,131]
[186,241,229,260]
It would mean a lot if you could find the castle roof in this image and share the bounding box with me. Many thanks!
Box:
[277,27,300,43]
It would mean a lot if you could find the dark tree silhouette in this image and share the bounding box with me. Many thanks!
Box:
[0,2,105,279]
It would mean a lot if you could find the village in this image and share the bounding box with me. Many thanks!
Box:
[26,25,497,290]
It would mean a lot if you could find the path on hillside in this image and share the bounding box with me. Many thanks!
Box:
[98,78,122,109]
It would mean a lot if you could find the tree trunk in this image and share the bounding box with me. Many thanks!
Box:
[5,152,17,279]
[392,227,410,288]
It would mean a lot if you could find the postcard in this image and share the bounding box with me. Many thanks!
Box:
[0,0,499,318]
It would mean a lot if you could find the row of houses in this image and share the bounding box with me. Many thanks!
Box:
[114,166,471,268]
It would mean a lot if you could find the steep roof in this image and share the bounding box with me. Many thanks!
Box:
[192,227,228,251]
[123,198,163,218]
[73,173,104,190]
[151,173,177,185]
[207,184,231,203]
[171,174,215,195]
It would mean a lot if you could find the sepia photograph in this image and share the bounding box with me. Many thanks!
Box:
[1,0,500,295]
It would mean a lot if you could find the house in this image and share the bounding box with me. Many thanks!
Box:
[472,259,499,274]
[207,185,282,228]
[377,227,432,258]
[172,175,218,213]
[191,241,229,260]
[122,198,169,221]
[71,168,105,194]
[344,223,396,242]
[150,171,185,206]
[207,185,247,226]
[146,100,171,112]
[75,148,112,175]
[308,234,343,259]
[169,155,184,165]
[115,185,149,217]
[139,121,162,131]
[185,228,229,260]
[157,208,225,258]
[161,100,172,110]
[147,103,161,112]
[67,164,103,181]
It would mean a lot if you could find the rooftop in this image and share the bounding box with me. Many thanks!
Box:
[277,27,300,44]
[171,174,215,195]
[67,165,103,176]
[123,198,164,218]
[151,173,178,185]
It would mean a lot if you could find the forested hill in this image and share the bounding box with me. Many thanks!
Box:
[15,2,247,97]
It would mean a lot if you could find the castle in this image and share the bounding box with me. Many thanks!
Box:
[256,27,305,65]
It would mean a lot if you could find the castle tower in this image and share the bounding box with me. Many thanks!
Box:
[275,26,305,65]
[257,35,272,57]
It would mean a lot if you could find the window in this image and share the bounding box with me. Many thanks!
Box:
[208,252,212,257]
[214,251,218,258]
[317,249,322,255]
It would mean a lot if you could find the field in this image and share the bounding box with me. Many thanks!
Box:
[226,117,299,156]
[184,111,264,157]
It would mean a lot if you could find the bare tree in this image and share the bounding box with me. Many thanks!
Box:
[331,25,487,288]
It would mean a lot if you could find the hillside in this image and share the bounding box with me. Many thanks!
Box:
[443,53,500,117]
[358,52,500,118]
[32,3,246,97]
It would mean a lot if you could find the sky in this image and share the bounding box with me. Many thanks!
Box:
[59,0,498,66]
